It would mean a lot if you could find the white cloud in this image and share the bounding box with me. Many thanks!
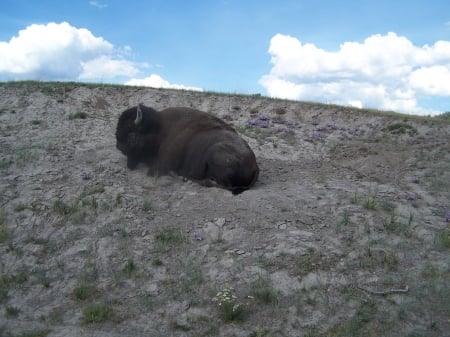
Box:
[89,1,108,9]
[260,33,450,115]
[0,22,139,81]
[80,56,139,79]
[125,74,203,91]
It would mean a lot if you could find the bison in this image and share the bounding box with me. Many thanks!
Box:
[115,104,259,194]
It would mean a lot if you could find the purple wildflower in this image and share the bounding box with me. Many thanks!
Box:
[81,172,92,180]
[327,123,338,130]
[411,176,420,184]
[445,212,450,222]
[192,231,204,241]
[404,192,418,201]
[313,131,325,139]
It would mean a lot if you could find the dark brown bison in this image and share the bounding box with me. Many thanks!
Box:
[115,104,259,194]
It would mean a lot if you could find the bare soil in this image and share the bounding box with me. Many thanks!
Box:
[0,82,449,337]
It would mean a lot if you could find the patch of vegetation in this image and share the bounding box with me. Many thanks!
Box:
[14,203,27,212]
[31,119,42,125]
[385,122,418,136]
[358,247,399,272]
[421,263,441,279]
[383,210,411,236]
[435,111,450,121]
[329,300,378,337]
[363,197,377,210]
[250,276,278,304]
[82,262,98,283]
[0,207,9,242]
[82,302,117,324]
[212,287,245,322]
[143,198,153,211]
[14,147,39,168]
[152,258,163,266]
[337,209,350,231]
[5,306,20,317]
[32,268,50,288]
[434,229,450,251]
[68,111,88,120]
[154,227,186,246]
[52,199,86,224]
[17,329,50,337]
[123,259,137,277]
[73,284,99,301]
[274,108,286,115]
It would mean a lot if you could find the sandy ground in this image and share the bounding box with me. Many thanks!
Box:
[0,82,449,337]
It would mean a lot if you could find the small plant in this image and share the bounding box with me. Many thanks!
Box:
[422,263,440,279]
[385,123,418,136]
[18,329,50,337]
[152,258,163,266]
[274,108,286,115]
[337,209,350,231]
[82,302,116,324]
[14,203,27,212]
[155,227,185,245]
[73,284,98,301]
[31,119,42,125]
[115,193,123,205]
[69,111,88,120]
[363,197,376,210]
[5,306,20,317]
[212,287,244,321]
[82,262,98,283]
[434,229,450,251]
[0,207,9,243]
[33,268,50,288]
[123,259,137,277]
[351,192,359,204]
[52,200,70,215]
[250,276,278,304]
[143,198,152,212]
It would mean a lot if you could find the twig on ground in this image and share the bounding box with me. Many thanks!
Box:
[357,285,409,296]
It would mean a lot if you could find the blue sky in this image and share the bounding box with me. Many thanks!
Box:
[1,0,450,115]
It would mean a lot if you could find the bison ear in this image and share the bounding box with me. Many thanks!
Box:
[134,104,143,126]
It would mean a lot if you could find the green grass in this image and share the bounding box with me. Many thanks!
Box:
[17,329,50,337]
[73,284,99,301]
[68,111,88,120]
[82,302,117,324]
[385,123,418,136]
[152,258,163,266]
[123,259,137,277]
[363,197,377,210]
[329,300,377,337]
[250,276,278,304]
[434,229,450,251]
[143,198,153,211]
[52,199,86,224]
[0,207,8,243]
[154,227,186,246]
[213,288,244,322]
[5,306,20,317]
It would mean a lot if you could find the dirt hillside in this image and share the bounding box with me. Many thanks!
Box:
[0,82,449,337]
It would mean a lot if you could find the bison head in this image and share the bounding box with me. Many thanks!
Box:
[115,104,160,169]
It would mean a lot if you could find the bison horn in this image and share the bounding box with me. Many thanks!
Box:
[134,104,143,126]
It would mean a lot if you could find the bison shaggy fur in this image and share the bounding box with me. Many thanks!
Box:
[115,104,259,194]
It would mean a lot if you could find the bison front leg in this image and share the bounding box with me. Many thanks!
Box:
[127,156,139,169]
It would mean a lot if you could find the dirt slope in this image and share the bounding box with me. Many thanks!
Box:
[0,82,449,337]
